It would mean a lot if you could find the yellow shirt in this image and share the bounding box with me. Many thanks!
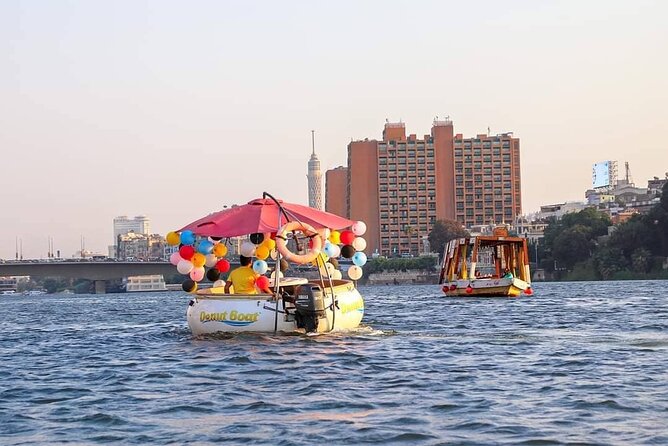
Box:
[228,266,258,294]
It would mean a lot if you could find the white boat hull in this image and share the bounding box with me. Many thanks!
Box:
[186,280,364,335]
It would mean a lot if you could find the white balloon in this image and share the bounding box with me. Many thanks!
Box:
[318,227,331,241]
[176,259,194,275]
[213,279,226,288]
[240,241,256,257]
[204,254,218,268]
[331,269,342,280]
[270,249,278,260]
[270,270,284,280]
[330,244,341,258]
[352,221,367,236]
[348,265,363,280]
[352,237,367,252]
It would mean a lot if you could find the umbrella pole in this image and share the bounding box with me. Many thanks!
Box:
[262,191,287,334]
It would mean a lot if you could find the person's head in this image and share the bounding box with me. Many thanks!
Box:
[239,255,252,266]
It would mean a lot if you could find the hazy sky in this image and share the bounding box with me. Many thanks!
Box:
[2,0,667,259]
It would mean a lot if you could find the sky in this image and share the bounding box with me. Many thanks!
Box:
[1,0,667,259]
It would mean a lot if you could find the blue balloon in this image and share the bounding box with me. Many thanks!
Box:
[323,241,337,258]
[253,259,268,275]
[180,230,195,246]
[197,240,214,255]
[352,251,367,267]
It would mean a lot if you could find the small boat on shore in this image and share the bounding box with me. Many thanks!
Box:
[438,227,533,297]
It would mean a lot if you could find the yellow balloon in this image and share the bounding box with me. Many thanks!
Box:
[255,245,270,260]
[262,238,276,251]
[189,282,198,294]
[213,243,228,258]
[166,231,181,246]
[329,230,341,245]
[191,253,206,268]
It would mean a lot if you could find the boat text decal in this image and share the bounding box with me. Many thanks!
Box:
[200,310,260,326]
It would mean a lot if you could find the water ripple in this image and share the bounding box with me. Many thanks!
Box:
[1,281,667,444]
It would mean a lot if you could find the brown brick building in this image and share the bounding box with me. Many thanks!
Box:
[326,120,521,257]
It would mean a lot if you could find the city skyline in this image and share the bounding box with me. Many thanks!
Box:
[2,1,667,259]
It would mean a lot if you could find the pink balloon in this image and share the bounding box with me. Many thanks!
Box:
[170,251,182,266]
[189,266,205,282]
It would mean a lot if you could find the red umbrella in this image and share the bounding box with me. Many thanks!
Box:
[179,194,354,238]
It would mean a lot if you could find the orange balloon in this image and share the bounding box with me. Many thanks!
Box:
[213,243,228,257]
[191,253,206,268]
[255,245,270,260]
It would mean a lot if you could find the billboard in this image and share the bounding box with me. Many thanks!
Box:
[592,161,611,189]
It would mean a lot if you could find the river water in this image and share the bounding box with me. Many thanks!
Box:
[1,281,667,445]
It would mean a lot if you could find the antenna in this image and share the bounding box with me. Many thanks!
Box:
[311,130,315,155]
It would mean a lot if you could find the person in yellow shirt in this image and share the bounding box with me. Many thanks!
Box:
[225,255,258,294]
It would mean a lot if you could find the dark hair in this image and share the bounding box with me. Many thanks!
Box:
[239,255,252,266]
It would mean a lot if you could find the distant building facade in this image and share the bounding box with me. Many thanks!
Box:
[117,233,165,261]
[326,119,522,257]
[113,215,150,243]
[325,166,348,218]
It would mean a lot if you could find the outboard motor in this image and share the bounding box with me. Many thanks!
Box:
[294,284,325,333]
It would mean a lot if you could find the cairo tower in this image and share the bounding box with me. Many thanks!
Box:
[307,130,323,210]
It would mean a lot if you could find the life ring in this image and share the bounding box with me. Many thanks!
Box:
[275,221,323,265]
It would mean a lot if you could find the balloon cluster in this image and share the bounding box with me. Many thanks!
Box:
[165,230,230,293]
[317,220,367,281]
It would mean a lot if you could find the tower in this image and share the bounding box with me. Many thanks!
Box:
[307,130,323,210]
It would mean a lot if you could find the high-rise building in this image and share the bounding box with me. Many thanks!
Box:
[326,120,522,257]
[307,131,323,210]
[325,166,348,218]
[113,215,150,244]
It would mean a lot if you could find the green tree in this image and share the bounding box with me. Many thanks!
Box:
[428,219,469,259]
[552,225,594,270]
[592,244,628,279]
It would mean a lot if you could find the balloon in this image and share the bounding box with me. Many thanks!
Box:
[340,230,355,245]
[271,270,284,280]
[270,249,278,260]
[215,259,230,273]
[250,233,265,245]
[180,230,195,246]
[331,269,342,280]
[240,241,256,257]
[197,240,214,255]
[279,258,289,272]
[191,253,206,268]
[179,245,195,260]
[352,237,367,252]
[190,266,205,282]
[213,279,225,288]
[182,279,197,293]
[255,275,270,291]
[262,238,276,251]
[205,254,218,268]
[329,230,341,245]
[212,243,228,258]
[352,251,368,267]
[169,251,182,266]
[255,245,270,260]
[311,252,329,266]
[347,265,363,280]
[166,231,181,246]
[341,245,355,259]
[352,221,367,236]
[329,244,341,258]
[206,268,221,282]
[209,236,222,242]
[177,259,194,275]
[253,259,268,274]
[323,242,337,257]
[328,257,339,268]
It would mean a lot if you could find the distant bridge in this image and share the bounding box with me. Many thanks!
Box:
[0,261,237,294]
